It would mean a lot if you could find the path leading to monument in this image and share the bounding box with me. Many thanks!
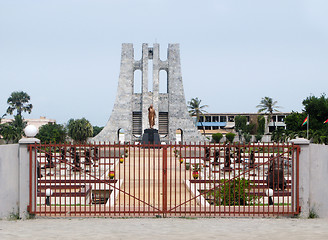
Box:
[116,149,195,211]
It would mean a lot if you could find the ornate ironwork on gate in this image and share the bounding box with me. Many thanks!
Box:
[29,142,300,217]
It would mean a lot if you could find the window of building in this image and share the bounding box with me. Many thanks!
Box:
[278,115,285,122]
[228,116,234,122]
[212,116,219,122]
[205,116,211,122]
[220,116,226,122]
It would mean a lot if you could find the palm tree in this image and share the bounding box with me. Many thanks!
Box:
[6,91,33,117]
[67,118,93,143]
[187,97,208,135]
[256,97,280,133]
[0,115,26,143]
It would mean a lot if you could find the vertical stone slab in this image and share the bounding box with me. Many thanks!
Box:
[142,43,151,132]
[18,138,40,219]
[93,43,134,143]
[167,44,205,143]
[152,43,160,130]
[290,138,310,218]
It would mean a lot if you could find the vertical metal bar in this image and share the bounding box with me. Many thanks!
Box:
[291,144,294,214]
[296,145,300,214]
[143,145,145,216]
[157,145,161,216]
[138,144,140,215]
[131,144,135,216]
[152,145,155,215]
[162,146,167,217]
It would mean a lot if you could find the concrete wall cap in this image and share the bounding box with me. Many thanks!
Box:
[18,138,40,144]
[290,138,310,145]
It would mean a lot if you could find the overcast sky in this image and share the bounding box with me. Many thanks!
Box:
[1,0,328,126]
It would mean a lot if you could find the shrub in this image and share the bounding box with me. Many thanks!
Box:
[225,133,236,143]
[210,178,259,206]
[243,133,252,143]
[255,133,262,142]
[212,133,223,143]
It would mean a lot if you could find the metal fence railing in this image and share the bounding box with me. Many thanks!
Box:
[29,142,300,217]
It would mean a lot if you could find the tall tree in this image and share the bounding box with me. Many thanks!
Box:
[187,97,208,134]
[285,111,307,132]
[67,118,93,143]
[0,115,26,143]
[93,126,104,137]
[302,94,328,131]
[36,123,67,143]
[234,115,247,141]
[256,97,280,132]
[6,91,33,117]
[1,91,32,143]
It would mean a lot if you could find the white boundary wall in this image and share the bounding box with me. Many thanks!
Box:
[0,138,39,219]
[0,144,19,219]
[291,138,328,218]
[1,138,328,218]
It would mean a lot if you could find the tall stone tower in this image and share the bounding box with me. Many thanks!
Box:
[92,43,205,143]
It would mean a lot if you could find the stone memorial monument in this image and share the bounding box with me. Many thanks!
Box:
[92,43,205,143]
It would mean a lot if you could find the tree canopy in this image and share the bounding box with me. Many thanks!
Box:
[92,126,104,137]
[256,96,280,118]
[0,91,32,143]
[187,97,208,122]
[0,115,26,143]
[67,118,93,143]
[234,116,247,134]
[6,91,33,117]
[36,123,67,143]
[187,97,208,135]
[302,94,328,131]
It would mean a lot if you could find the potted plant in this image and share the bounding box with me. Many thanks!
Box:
[174,149,179,158]
[192,164,200,179]
[185,162,191,170]
[109,171,115,179]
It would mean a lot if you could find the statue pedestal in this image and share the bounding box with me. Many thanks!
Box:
[141,129,161,145]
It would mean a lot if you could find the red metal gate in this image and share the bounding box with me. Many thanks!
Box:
[28,142,300,217]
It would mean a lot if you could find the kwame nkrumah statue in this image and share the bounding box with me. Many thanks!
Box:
[148,104,156,129]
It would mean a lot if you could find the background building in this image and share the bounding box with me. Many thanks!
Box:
[195,112,290,139]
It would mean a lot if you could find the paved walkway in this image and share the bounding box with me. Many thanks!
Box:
[1,218,328,240]
[117,149,193,208]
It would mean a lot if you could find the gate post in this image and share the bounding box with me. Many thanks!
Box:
[290,138,310,218]
[162,146,167,217]
[18,137,40,219]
